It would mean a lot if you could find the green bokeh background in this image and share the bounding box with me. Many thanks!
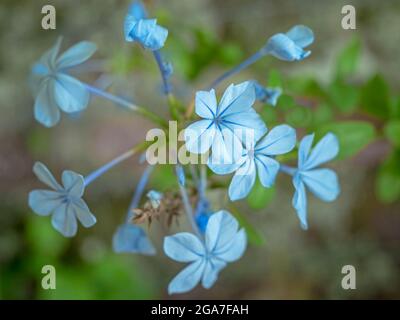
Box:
[0,0,399,299]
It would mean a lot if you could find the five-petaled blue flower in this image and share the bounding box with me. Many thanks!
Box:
[251,80,282,107]
[124,1,168,51]
[164,210,246,294]
[209,125,297,201]
[184,81,267,166]
[263,25,314,61]
[292,133,340,229]
[28,162,96,237]
[30,38,97,127]
[113,223,156,255]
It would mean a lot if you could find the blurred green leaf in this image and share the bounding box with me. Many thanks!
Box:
[285,106,313,128]
[268,69,283,87]
[376,151,400,203]
[26,216,68,259]
[316,121,376,159]
[384,119,400,148]
[276,94,295,111]
[287,77,327,98]
[389,97,400,119]
[217,43,243,65]
[261,106,278,125]
[328,80,360,114]
[229,206,265,246]
[335,39,361,79]
[360,74,390,119]
[150,165,178,191]
[247,180,275,210]
[312,103,334,126]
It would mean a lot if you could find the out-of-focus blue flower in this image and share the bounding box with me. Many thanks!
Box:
[175,165,186,187]
[292,133,340,229]
[251,80,282,107]
[112,223,156,255]
[184,81,267,166]
[28,162,96,237]
[262,25,314,61]
[195,211,212,234]
[164,210,246,294]
[124,1,168,51]
[209,125,296,201]
[30,38,97,127]
[146,190,163,209]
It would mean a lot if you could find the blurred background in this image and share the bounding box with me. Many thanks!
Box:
[0,0,399,299]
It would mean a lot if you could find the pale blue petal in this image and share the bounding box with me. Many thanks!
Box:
[303,133,339,170]
[254,155,280,188]
[217,81,255,117]
[201,259,227,289]
[129,19,168,51]
[57,41,97,69]
[54,74,90,113]
[292,173,308,230]
[184,120,215,154]
[286,25,314,48]
[207,153,244,175]
[265,33,310,61]
[71,198,96,228]
[195,89,217,119]
[32,162,62,190]
[228,158,256,201]
[168,259,205,295]
[38,37,62,70]
[51,203,78,237]
[205,210,240,253]
[210,128,243,168]
[28,190,62,216]
[222,108,267,142]
[113,223,156,255]
[124,15,138,41]
[34,80,61,127]
[298,133,314,169]
[61,170,84,197]
[255,124,296,155]
[213,228,247,262]
[164,232,205,262]
[300,169,340,202]
[127,1,147,20]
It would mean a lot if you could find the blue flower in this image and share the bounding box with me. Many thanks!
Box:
[262,25,314,61]
[28,162,96,237]
[184,81,267,166]
[209,125,296,201]
[146,190,163,209]
[113,223,156,255]
[30,38,97,127]
[292,133,340,229]
[164,210,246,294]
[251,80,282,106]
[124,1,168,51]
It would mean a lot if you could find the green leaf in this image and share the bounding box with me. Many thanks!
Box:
[268,69,283,87]
[285,106,313,128]
[335,39,361,79]
[328,80,360,114]
[312,103,333,126]
[276,94,295,111]
[389,97,400,119]
[360,74,390,119]
[376,151,400,203]
[316,121,376,159]
[384,119,400,148]
[247,180,275,210]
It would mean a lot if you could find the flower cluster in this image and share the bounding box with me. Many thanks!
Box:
[28,1,340,295]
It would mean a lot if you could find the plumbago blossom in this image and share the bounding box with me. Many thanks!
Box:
[27,1,341,295]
